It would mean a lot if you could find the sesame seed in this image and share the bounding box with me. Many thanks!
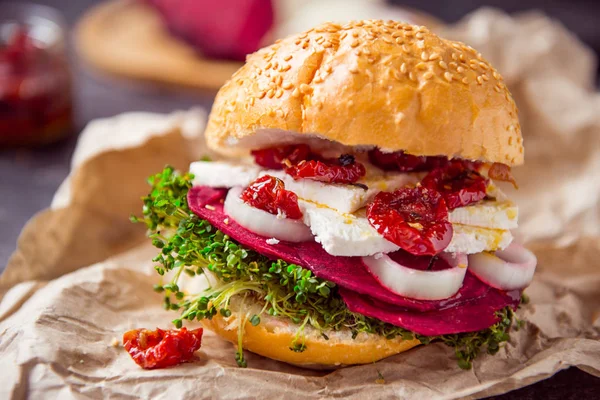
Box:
[479,62,489,70]
[444,72,453,82]
[402,44,410,53]
[494,86,501,92]
[429,53,440,61]
[275,75,283,85]
[476,76,483,85]
[295,39,301,45]
[416,40,425,49]
[340,32,348,40]
[508,136,513,145]
[258,91,267,99]
[205,205,216,211]
[284,55,293,61]
[416,32,424,39]
[392,70,402,80]
[482,74,489,81]
[405,30,414,37]
[300,84,313,94]
[352,31,359,38]
[456,66,465,73]
[382,36,393,44]
[349,65,359,74]
[250,97,255,106]
[400,63,407,73]
[275,89,283,98]
[421,51,428,61]
[451,53,458,60]
[423,71,434,80]
[351,40,359,48]
[265,62,272,70]
[267,89,275,98]
[416,62,427,70]
[449,62,458,69]
[409,71,417,81]
[493,71,501,80]
[438,61,448,70]
[302,42,309,49]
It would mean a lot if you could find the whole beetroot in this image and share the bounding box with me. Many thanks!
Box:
[146,0,274,61]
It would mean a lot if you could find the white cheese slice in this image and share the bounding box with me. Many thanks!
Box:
[445,224,513,254]
[267,170,418,213]
[299,201,513,257]
[448,201,518,230]
[190,161,262,188]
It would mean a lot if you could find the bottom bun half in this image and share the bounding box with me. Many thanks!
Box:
[201,296,421,367]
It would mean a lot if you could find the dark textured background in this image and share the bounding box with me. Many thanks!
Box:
[0,1,598,398]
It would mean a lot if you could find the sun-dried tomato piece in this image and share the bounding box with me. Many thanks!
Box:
[240,175,303,219]
[367,186,453,256]
[368,148,431,172]
[251,144,311,169]
[368,149,483,173]
[487,162,518,189]
[123,327,203,369]
[421,162,488,210]
[285,154,366,184]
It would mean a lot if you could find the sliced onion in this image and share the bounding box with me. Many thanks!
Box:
[362,252,468,300]
[468,242,537,290]
[224,187,313,243]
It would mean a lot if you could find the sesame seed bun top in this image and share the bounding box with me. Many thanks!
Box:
[205,20,524,166]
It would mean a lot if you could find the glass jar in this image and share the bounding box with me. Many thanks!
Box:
[0,3,73,147]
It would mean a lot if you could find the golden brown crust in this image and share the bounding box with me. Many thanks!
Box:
[202,313,420,367]
[205,20,523,165]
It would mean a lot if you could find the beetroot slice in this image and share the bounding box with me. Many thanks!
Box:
[188,187,506,313]
[340,286,521,335]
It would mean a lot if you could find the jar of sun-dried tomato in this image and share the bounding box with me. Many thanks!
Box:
[0,3,73,147]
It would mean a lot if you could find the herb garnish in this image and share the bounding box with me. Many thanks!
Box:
[132,166,520,369]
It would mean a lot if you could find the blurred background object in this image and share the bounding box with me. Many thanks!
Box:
[0,2,72,146]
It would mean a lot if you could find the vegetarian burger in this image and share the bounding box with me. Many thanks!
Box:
[135,20,536,369]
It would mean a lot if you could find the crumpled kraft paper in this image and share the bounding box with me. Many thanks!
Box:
[1,8,600,400]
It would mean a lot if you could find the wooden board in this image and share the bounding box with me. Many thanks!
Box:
[75,0,243,91]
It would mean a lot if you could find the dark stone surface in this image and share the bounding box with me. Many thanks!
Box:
[0,0,597,397]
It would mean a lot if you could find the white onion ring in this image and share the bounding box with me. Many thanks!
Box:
[362,252,468,300]
[224,187,313,243]
[468,242,537,290]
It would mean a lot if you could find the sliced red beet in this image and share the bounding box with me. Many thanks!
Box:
[340,286,521,335]
[188,187,508,314]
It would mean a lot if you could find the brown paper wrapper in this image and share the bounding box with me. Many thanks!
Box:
[1,9,599,399]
